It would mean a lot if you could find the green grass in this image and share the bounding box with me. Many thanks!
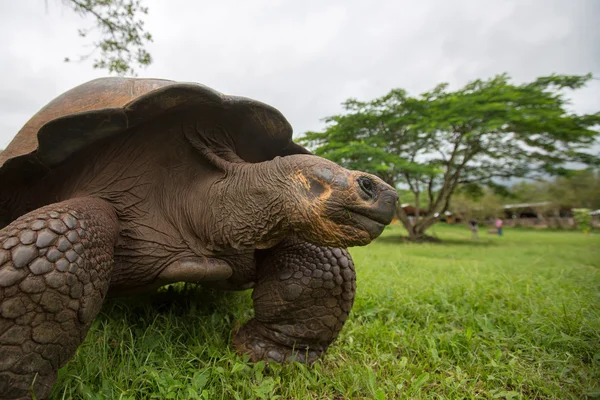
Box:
[51,225,600,399]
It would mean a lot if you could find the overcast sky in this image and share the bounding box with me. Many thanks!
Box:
[1,0,599,149]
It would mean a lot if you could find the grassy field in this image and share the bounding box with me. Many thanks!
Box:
[50,224,600,399]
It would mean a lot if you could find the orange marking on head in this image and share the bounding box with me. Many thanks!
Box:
[317,180,333,201]
[293,171,311,191]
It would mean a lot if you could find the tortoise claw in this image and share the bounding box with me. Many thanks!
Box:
[233,319,322,364]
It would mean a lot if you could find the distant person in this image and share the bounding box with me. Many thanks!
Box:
[470,218,479,239]
[496,217,503,236]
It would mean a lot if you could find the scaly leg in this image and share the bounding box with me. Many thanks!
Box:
[0,198,119,399]
[233,238,356,363]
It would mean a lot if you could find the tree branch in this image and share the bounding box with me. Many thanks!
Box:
[427,175,435,210]
[64,0,153,75]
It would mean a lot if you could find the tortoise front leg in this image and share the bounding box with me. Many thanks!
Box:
[233,238,356,363]
[0,198,118,399]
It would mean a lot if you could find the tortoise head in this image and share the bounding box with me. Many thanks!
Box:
[281,154,398,247]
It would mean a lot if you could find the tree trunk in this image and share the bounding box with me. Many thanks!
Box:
[416,214,439,235]
[401,177,457,242]
[395,204,441,242]
[414,192,420,222]
[395,204,418,240]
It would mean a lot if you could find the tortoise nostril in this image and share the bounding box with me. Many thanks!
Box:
[381,190,399,205]
[357,177,376,198]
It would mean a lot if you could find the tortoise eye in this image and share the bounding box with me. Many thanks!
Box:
[357,177,375,198]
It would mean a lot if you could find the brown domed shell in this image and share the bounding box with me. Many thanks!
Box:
[0,77,310,184]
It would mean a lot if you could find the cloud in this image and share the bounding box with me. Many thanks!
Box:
[1,0,598,148]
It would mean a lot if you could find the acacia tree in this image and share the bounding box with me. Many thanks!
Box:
[61,0,153,75]
[301,74,600,240]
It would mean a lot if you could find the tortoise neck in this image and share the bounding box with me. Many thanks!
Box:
[193,157,297,252]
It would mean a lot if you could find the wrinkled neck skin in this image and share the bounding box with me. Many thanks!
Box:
[187,157,298,253]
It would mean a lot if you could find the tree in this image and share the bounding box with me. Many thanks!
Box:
[61,0,153,75]
[573,208,593,233]
[512,168,600,210]
[552,169,600,210]
[301,74,600,241]
[450,187,504,224]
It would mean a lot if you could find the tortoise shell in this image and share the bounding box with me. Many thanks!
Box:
[0,77,310,184]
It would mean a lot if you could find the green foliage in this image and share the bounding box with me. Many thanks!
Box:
[452,170,600,226]
[50,225,600,399]
[573,209,593,233]
[511,169,600,210]
[63,0,153,75]
[450,188,504,221]
[455,182,486,201]
[301,74,600,239]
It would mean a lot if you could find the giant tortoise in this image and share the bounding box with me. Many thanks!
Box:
[0,77,397,399]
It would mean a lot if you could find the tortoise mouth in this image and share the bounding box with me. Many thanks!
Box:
[348,207,392,225]
[346,209,387,239]
[344,190,396,239]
